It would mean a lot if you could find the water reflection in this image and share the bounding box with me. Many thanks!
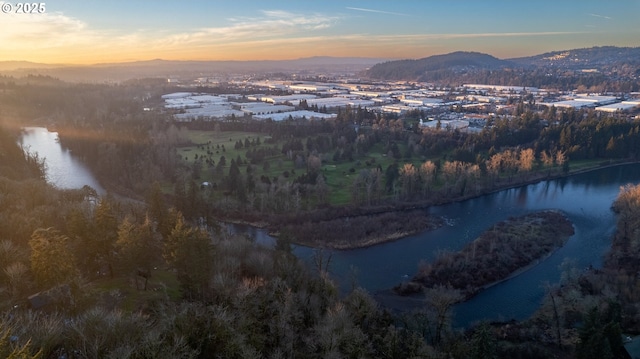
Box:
[19,127,105,194]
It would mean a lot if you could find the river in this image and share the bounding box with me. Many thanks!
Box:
[231,166,638,327]
[21,127,638,327]
[19,127,105,194]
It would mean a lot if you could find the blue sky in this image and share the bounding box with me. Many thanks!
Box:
[1,0,638,64]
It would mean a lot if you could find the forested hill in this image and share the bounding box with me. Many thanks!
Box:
[364,47,640,89]
[510,46,640,69]
[364,51,514,80]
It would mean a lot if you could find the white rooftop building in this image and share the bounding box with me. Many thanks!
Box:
[306,97,358,109]
[174,105,245,121]
[261,94,318,105]
[420,119,469,130]
[463,84,540,93]
[288,84,331,92]
[253,110,336,121]
[161,92,192,99]
[401,98,444,107]
[541,94,621,110]
[595,100,640,113]
[239,103,295,115]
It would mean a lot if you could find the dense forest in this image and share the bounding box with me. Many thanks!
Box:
[3,75,640,357]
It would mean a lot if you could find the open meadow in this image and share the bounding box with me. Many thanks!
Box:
[176,129,416,205]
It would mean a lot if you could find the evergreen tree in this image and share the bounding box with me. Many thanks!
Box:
[576,305,624,359]
[29,228,78,288]
[147,182,170,238]
[116,216,159,289]
[93,197,119,278]
[470,322,497,359]
[163,213,214,300]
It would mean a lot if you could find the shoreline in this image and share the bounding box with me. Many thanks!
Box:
[94,155,636,251]
[395,210,574,299]
[374,230,570,314]
[240,160,637,250]
[293,228,431,250]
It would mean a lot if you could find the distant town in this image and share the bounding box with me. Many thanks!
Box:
[161,76,640,131]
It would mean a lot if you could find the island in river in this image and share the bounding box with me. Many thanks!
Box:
[273,210,444,249]
[394,210,575,299]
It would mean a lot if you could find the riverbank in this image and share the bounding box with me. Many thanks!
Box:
[389,158,640,212]
[394,210,575,299]
[227,159,635,250]
[274,210,444,250]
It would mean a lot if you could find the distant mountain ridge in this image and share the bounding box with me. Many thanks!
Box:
[0,61,69,71]
[2,46,639,82]
[364,46,640,81]
[509,46,640,68]
[366,51,512,80]
[0,57,387,81]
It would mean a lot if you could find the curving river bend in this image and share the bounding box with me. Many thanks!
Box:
[21,127,639,327]
[19,127,105,194]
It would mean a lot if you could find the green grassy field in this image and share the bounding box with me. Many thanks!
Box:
[177,130,267,166]
[178,130,294,183]
[176,130,410,205]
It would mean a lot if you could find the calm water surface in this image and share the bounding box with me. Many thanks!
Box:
[19,127,105,194]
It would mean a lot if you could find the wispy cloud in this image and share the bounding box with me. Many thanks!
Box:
[348,31,588,42]
[166,31,590,54]
[0,11,90,46]
[163,10,339,45]
[0,4,592,64]
[346,7,411,17]
[0,8,342,62]
[588,13,612,20]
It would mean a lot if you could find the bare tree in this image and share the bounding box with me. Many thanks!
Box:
[399,163,417,199]
[555,149,567,167]
[424,285,463,345]
[486,153,502,183]
[419,160,436,196]
[540,150,554,167]
[518,148,535,177]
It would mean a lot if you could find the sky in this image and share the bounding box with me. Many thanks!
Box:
[0,0,638,64]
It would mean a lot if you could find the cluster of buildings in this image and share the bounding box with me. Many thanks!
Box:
[162,78,640,127]
[163,79,459,122]
[539,94,640,113]
[162,92,336,121]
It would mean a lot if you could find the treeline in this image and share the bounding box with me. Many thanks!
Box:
[0,126,45,181]
[55,121,181,197]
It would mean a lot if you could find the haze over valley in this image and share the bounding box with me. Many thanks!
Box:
[1,1,640,358]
